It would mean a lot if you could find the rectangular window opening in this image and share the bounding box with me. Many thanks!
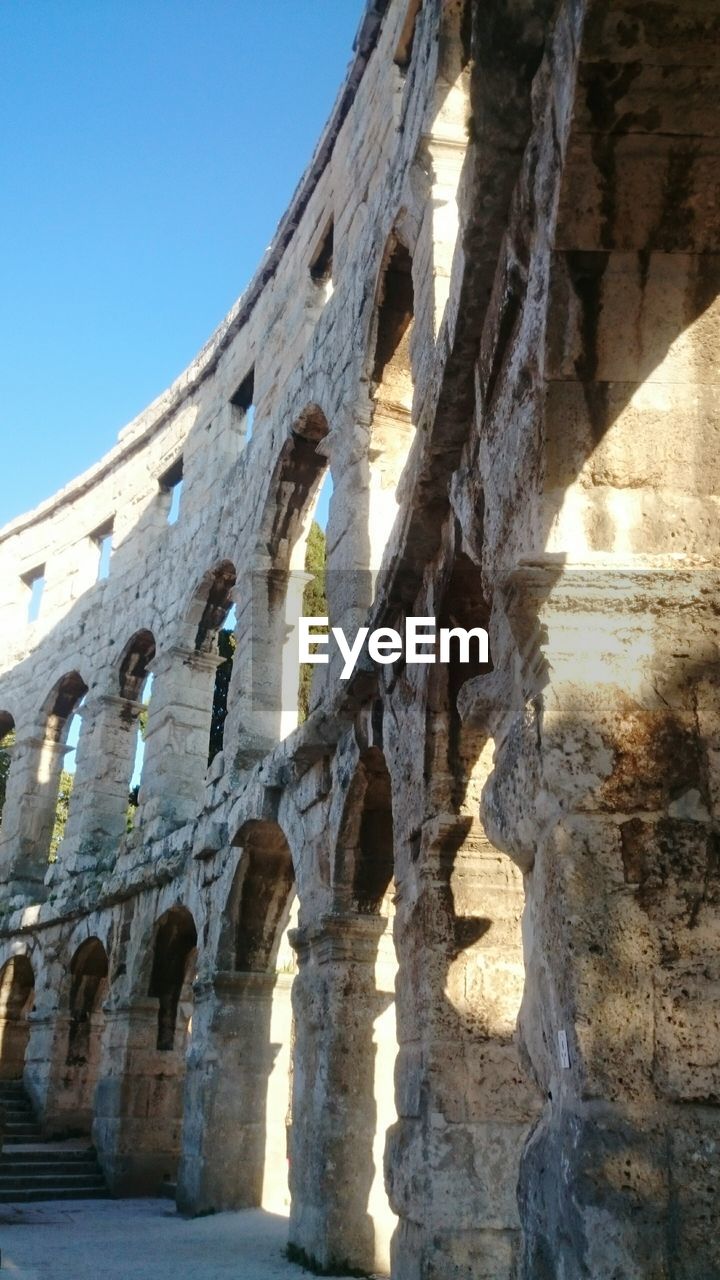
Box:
[22,565,45,624]
[231,368,255,441]
[92,520,114,581]
[310,219,334,285]
[159,457,184,525]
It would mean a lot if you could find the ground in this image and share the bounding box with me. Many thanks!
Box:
[0,1199,361,1279]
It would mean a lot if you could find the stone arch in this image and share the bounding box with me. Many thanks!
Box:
[148,905,198,1052]
[0,954,35,1080]
[60,631,156,857]
[226,818,296,971]
[16,670,90,878]
[91,902,199,1197]
[118,629,156,700]
[45,936,110,1138]
[66,937,109,1066]
[230,406,331,754]
[361,231,417,572]
[336,745,395,914]
[191,559,237,766]
[138,565,237,827]
[415,0,472,335]
[177,819,297,1215]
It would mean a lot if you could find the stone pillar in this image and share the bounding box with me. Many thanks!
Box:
[139,647,223,831]
[0,735,67,896]
[56,694,144,871]
[93,996,186,1195]
[224,569,311,765]
[387,819,541,1280]
[288,914,395,1275]
[177,970,293,1214]
[483,565,720,1279]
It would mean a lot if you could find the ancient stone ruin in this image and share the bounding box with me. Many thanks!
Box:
[0,1,718,1275]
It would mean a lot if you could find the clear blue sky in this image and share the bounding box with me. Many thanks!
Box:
[0,0,361,528]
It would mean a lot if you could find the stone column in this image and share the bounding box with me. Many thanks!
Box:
[288,913,394,1275]
[387,818,541,1280]
[0,735,67,897]
[224,569,311,765]
[483,565,720,1279]
[57,694,144,871]
[139,647,223,831]
[177,970,293,1214]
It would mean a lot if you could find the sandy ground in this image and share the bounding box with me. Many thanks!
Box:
[0,1198,360,1279]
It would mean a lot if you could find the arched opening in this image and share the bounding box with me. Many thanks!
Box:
[57,633,155,857]
[191,559,237,766]
[366,237,416,568]
[91,906,198,1197]
[348,747,395,913]
[148,906,197,1053]
[0,712,16,832]
[121,629,155,829]
[240,407,330,749]
[37,672,88,868]
[67,938,109,1067]
[0,955,35,1080]
[177,820,297,1215]
[46,937,109,1137]
[138,565,236,827]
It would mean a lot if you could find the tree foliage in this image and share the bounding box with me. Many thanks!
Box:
[208,627,236,765]
[0,728,15,822]
[49,770,74,862]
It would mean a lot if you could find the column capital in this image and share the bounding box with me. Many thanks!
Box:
[83,693,145,718]
[290,912,386,966]
[151,645,225,677]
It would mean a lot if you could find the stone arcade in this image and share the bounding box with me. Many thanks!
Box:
[0,1,718,1276]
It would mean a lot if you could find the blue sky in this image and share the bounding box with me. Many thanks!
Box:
[0,1,361,528]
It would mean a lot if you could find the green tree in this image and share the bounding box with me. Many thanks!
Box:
[0,727,15,823]
[298,520,327,723]
[49,770,74,862]
[208,628,236,764]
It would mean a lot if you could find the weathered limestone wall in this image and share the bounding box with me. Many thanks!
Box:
[0,2,719,1278]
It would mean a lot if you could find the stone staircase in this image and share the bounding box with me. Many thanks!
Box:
[0,1080,110,1202]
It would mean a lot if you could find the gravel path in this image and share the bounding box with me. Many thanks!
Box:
[0,1198,361,1278]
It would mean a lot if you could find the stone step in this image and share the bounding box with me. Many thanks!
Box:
[0,1172,105,1187]
[0,1081,110,1202]
[1,1149,97,1164]
[0,1186,110,1203]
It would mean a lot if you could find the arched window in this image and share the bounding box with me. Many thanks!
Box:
[66,937,109,1066]
[120,630,156,826]
[250,408,330,744]
[191,560,237,765]
[229,820,296,972]
[148,907,197,1051]
[0,955,34,1079]
[341,746,395,914]
[40,672,88,863]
